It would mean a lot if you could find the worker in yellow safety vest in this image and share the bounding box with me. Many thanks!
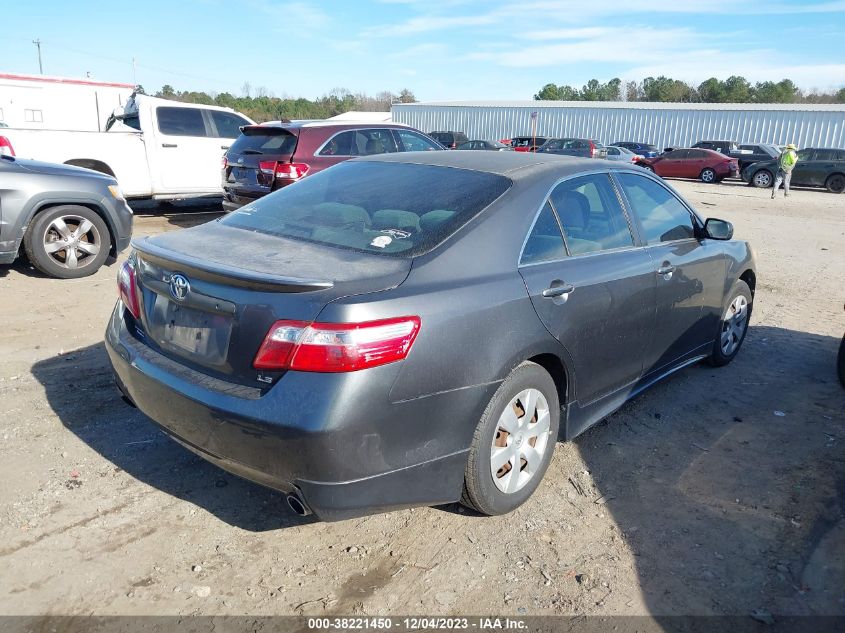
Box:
[772,143,798,199]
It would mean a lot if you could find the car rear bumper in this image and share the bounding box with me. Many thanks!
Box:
[105,305,479,520]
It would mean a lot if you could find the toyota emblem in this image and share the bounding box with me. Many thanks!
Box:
[169,273,190,301]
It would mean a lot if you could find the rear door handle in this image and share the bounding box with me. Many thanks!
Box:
[542,281,575,298]
[657,264,676,276]
[162,143,178,148]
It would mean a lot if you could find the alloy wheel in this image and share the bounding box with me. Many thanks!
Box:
[753,171,772,188]
[721,295,749,356]
[490,388,552,494]
[42,215,102,270]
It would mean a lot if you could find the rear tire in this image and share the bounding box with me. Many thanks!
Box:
[825,173,845,194]
[751,169,773,188]
[708,280,752,367]
[461,362,559,516]
[700,168,717,183]
[23,205,111,279]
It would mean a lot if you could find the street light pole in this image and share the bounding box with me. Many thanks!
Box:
[32,38,43,74]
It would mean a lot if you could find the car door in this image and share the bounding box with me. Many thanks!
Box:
[686,149,709,177]
[802,149,838,186]
[789,149,816,186]
[615,172,726,376]
[154,106,223,192]
[518,173,656,405]
[658,149,688,177]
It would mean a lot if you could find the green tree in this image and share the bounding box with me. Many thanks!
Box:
[697,78,725,102]
[642,76,698,102]
[722,75,752,102]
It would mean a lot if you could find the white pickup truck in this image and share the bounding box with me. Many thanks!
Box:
[0,94,254,199]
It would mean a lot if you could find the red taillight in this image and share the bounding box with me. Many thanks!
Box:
[589,141,597,158]
[221,156,228,169]
[117,259,141,319]
[254,316,421,372]
[0,136,15,157]
[259,160,310,180]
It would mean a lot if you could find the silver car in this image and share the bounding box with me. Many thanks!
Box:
[0,155,133,278]
[606,145,645,164]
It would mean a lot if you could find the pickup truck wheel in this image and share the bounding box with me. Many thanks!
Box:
[23,205,111,279]
[461,361,559,516]
[825,173,845,193]
[751,169,773,188]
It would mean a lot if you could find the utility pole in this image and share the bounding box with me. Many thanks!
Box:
[32,38,43,74]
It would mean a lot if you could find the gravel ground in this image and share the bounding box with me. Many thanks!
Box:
[0,180,843,619]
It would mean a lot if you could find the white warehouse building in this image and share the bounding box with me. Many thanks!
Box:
[391,100,845,150]
[0,72,135,132]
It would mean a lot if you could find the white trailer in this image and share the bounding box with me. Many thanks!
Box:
[0,72,135,132]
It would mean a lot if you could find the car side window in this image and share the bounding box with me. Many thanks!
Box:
[549,174,635,255]
[521,202,568,265]
[667,149,689,160]
[617,173,695,244]
[607,147,620,156]
[395,129,442,152]
[210,111,250,138]
[157,107,207,136]
[355,129,399,155]
[689,149,708,159]
[796,149,814,161]
[814,149,835,161]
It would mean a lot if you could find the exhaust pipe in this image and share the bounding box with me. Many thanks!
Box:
[286,491,312,517]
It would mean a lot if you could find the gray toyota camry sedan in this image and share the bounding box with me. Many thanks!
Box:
[106,151,756,521]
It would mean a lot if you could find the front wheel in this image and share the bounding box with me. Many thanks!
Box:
[461,362,560,516]
[700,168,717,183]
[23,205,111,279]
[751,169,773,188]
[825,173,845,194]
[708,280,753,367]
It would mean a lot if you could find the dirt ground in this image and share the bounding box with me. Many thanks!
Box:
[0,180,843,620]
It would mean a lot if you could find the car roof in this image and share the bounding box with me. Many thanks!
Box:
[254,121,413,131]
[355,149,634,179]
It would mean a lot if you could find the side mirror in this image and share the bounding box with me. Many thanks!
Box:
[704,218,733,240]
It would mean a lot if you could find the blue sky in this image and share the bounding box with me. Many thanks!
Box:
[2,0,844,100]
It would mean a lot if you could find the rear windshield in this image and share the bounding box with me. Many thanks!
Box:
[220,161,512,257]
[229,129,298,155]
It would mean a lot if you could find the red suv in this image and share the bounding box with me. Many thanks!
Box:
[642,148,739,183]
[222,122,443,211]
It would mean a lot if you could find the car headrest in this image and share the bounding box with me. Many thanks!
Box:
[372,209,421,233]
[557,191,590,230]
[311,202,371,227]
[419,209,455,232]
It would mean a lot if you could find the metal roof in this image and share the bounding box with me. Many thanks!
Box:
[400,100,845,112]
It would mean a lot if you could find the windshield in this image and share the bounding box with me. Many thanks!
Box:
[221,161,512,257]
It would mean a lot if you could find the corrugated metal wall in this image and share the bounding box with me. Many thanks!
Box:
[392,103,845,149]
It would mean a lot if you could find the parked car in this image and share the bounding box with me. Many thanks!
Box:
[537,138,607,159]
[0,155,132,278]
[222,123,443,211]
[735,143,780,171]
[107,151,755,521]
[742,147,845,193]
[428,131,469,149]
[612,141,660,158]
[642,148,739,183]
[692,140,740,155]
[0,94,254,200]
[510,136,548,152]
[457,140,513,151]
[605,145,645,164]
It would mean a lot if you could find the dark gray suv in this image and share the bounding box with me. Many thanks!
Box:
[0,155,133,278]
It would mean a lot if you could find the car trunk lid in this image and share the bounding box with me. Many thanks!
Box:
[129,222,411,387]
